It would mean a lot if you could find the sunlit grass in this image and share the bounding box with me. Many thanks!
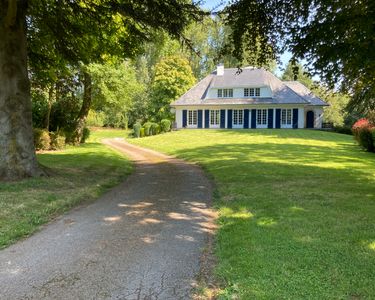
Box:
[130,129,375,299]
[0,128,131,249]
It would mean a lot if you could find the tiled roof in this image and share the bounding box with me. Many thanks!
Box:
[171,67,328,106]
[283,81,329,106]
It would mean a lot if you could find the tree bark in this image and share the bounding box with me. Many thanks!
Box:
[73,71,92,144]
[0,0,45,180]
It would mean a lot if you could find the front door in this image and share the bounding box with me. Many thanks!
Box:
[306,111,314,128]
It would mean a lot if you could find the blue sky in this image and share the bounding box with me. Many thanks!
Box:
[199,0,292,76]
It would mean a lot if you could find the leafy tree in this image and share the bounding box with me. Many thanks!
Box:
[281,61,313,88]
[221,0,375,112]
[88,60,145,128]
[0,0,204,180]
[151,56,196,120]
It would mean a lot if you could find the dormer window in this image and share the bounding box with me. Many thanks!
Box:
[218,88,233,98]
[244,88,261,97]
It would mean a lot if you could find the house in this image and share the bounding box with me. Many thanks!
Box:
[171,65,328,129]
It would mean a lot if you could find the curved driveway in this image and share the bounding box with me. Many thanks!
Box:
[0,139,215,299]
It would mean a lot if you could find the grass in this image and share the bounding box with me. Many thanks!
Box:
[129,129,375,299]
[0,128,131,249]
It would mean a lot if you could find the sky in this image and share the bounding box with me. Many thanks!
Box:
[199,0,292,77]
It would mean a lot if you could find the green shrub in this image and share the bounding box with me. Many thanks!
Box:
[160,119,171,133]
[156,124,161,135]
[140,127,145,138]
[150,123,158,135]
[133,123,141,138]
[49,131,66,150]
[33,128,51,150]
[333,126,352,135]
[81,127,90,144]
[143,122,152,136]
[86,110,105,127]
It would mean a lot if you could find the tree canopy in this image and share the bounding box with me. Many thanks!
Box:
[222,0,375,113]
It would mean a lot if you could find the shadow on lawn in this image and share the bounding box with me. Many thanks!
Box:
[169,141,375,298]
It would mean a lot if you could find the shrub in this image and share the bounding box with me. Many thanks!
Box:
[333,126,352,135]
[150,123,158,135]
[156,124,161,135]
[49,131,65,150]
[133,123,141,138]
[81,127,90,143]
[160,119,171,133]
[33,128,51,151]
[86,110,105,127]
[352,118,374,152]
[143,122,152,136]
[140,127,145,138]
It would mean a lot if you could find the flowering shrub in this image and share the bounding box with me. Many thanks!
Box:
[352,118,374,152]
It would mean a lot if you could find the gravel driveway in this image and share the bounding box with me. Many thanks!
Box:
[0,139,215,299]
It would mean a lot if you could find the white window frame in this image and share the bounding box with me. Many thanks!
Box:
[217,89,223,98]
[256,109,268,128]
[223,89,233,98]
[210,110,220,128]
[281,109,292,128]
[232,109,244,128]
[255,88,260,97]
[244,88,249,97]
[187,110,197,128]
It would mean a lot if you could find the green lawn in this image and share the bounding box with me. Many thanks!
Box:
[0,128,131,249]
[129,129,375,299]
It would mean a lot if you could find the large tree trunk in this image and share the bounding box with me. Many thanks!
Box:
[73,71,92,144]
[0,0,44,180]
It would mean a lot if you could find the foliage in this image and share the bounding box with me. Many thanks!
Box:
[31,89,49,129]
[130,129,375,299]
[33,129,51,151]
[281,61,313,88]
[160,119,172,133]
[86,110,105,127]
[88,61,145,129]
[150,123,159,136]
[333,126,352,136]
[352,119,375,152]
[221,0,375,112]
[140,127,145,138]
[143,122,152,137]
[81,127,90,144]
[133,123,141,138]
[49,131,65,150]
[151,56,196,120]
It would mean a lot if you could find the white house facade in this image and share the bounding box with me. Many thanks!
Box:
[171,65,328,129]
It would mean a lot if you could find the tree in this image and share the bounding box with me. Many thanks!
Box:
[221,0,375,112]
[281,61,313,88]
[0,0,204,180]
[151,56,196,120]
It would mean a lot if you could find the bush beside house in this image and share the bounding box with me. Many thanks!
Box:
[352,118,375,152]
[133,119,172,138]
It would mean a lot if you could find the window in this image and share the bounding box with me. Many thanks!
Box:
[218,89,233,98]
[257,109,267,125]
[188,110,197,126]
[281,109,292,125]
[233,110,244,126]
[244,88,261,97]
[210,110,220,126]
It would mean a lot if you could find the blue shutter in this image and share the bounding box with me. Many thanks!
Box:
[244,109,249,129]
[275,109,281,128]
[227,109,233,129]
[251,109,256,128]
[220,109,226,128]
[205,110,210,128]
[198,110,203,128]
[268,109,274,129]
[293,108,299,129]
[182,110,187,127]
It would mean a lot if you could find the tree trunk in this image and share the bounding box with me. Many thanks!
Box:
[0,0,45,180]
[73,71,92,144]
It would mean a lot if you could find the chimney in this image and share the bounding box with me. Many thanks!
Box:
[216,63,224,76]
